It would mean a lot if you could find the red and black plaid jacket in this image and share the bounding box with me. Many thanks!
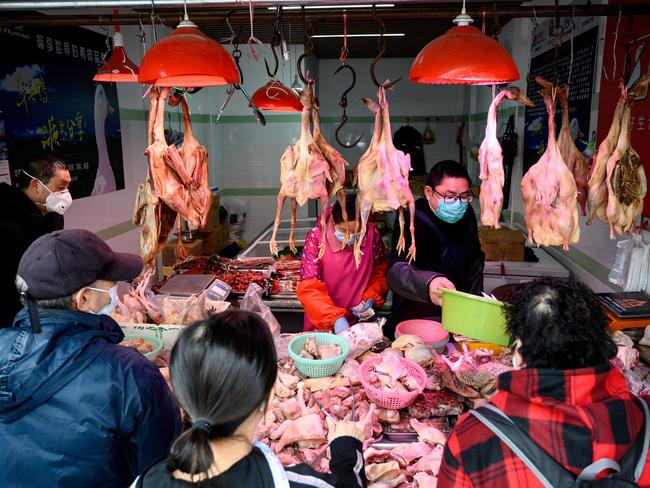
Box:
[439,364,650,487]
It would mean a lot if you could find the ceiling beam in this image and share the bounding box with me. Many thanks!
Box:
[0,3,649,26]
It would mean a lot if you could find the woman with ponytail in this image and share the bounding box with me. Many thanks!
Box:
[131,310,368,488]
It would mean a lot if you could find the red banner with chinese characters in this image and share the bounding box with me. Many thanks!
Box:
[598,2,650,217]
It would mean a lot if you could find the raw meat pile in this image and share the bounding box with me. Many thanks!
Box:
[133,88,212,273]
[366,352,423,393]
[256,329,514,486]
[521,77,580,250]
[355,86,416,267]
[270,87,332,258]
[589,75,650,236]
[110,269,228,325]
[119,337,155,354]
[299,336,343,360]
[478,87,533,228]
[218,271,269,294]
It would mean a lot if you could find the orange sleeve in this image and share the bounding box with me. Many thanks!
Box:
[361,260,388,308]
[297,279,348,332]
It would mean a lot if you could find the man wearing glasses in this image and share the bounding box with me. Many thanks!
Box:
[385,160,485,338]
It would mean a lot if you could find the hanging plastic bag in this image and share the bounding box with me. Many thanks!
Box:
[241,282,281,337]
[609,239,634,286]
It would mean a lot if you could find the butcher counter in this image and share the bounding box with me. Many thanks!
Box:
[238,217,570,332]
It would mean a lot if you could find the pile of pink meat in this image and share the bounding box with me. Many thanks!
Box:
[255,327,516,487]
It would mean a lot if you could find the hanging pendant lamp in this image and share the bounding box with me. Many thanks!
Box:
[94,12,139,83]
[139,12,239,87]
[409,1,519,85]
[251,80,302,112]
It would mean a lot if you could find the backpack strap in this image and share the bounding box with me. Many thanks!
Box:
[471,403,576,488]
[611,397,650,483]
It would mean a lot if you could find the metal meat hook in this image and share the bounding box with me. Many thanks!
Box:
[265,43,279,78]
[296,53,319,85]
[371,16,401,89]
[334,64,362,148]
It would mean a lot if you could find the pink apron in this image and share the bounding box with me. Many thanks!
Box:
[303,219,375,331]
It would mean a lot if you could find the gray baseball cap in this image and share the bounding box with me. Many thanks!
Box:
[18,229,143,300]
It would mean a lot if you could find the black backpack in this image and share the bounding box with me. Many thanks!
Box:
[471,400,650,487]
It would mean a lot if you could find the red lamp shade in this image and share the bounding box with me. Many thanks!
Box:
[410,24,519,85]
[139,20,240,87]
[251,81,302,112]
[93,32,139,83]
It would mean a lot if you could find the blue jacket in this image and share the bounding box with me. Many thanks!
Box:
[0,308,181,488]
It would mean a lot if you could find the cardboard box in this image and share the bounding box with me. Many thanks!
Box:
[162,238,203,266]
[205,191,222,230]
[201,222,231,255]
[478,226,525,262]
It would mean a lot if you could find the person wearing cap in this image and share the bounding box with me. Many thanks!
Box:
[0,229,181,488]
[0,154,71,327]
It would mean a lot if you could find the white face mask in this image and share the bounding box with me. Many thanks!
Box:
[23,170,72,215]
[86,285,118,315]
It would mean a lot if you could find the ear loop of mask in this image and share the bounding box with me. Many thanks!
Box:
[22,170,52,194]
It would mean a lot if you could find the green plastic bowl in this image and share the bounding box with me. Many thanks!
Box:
[441,289,510,346]
[288,333,349,378]
[120,334,164,361]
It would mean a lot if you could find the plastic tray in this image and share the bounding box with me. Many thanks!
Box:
[120,334,163,361]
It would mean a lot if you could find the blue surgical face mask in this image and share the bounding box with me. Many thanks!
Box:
[87,285,118,315]
[432,199,468,224]
[334,228,356,246]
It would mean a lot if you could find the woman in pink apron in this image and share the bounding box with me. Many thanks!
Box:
[297,194,388,333]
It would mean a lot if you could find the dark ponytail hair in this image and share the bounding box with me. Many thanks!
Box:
[167,310,278,480]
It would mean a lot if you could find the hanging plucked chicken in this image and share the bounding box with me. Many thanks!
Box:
[478,86,533,228]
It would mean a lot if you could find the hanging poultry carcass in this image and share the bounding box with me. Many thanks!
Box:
[478,86,533,228]
[605,74,650,238]
[588,82,626,225]
[167,90,212,230]
[269,87,332,258]
[133,87,213,272]
[354,85,416,268]
[132,88,178,272]
[311,95,351,245]
[521,77,580,250]
[556,86,590,217]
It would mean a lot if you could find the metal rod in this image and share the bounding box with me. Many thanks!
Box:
[1,3,649,25]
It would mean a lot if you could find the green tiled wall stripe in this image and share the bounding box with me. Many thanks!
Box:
[221,188,280,196]
[95,220,137,241]
[118,108,473,125]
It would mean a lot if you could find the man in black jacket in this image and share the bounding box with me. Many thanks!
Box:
[386,160,485,338]
[0,154,71,326]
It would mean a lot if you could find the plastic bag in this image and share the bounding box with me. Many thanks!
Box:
[241,282,281,337]
[337,318,385,358]
[609,239,634,286]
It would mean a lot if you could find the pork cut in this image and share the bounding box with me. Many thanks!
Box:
[354,85,416,267]
[478,87,533,228]
[408,391,464,418]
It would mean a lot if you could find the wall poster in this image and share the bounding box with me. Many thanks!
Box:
[0,25,124,197]
[523,16,599,173]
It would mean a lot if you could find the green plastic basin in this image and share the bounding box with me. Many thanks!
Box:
[441,289,510,346]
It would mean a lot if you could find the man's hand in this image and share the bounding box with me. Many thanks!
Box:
[428,276,456,306]
[326,418,365,443]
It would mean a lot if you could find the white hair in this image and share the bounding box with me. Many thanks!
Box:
[15,275,76,310]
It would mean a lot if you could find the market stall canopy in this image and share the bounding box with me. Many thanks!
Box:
[139,16,240,87]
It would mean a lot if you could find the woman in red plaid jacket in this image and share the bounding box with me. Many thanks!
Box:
[439,278,650,487]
